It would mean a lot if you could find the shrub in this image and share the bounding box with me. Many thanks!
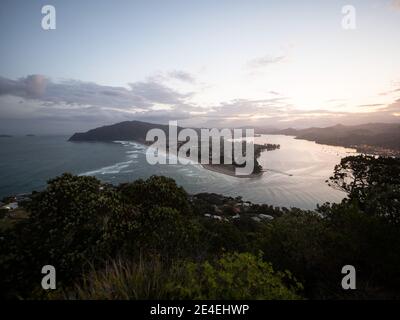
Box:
[118,175,192,214]
[1,173,128,297]
[132,206,202,258]
[171,252,303,300]
[328,155,400,224]
[257,211,328,297]
[69,253,303,300]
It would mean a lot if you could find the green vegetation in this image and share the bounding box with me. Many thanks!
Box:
[1,155,400,299]
[168,252,302,300]
[66,253,302,300]
[328,155,400,223]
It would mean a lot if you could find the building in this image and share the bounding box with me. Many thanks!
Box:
[1,202,19,211]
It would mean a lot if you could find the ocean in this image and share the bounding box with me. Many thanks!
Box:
[0,134,355,209]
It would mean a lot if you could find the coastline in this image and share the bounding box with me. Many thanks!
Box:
[265,133,400,158]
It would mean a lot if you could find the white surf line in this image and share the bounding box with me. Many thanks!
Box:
[79,141,143,176]
[79,160,135,176]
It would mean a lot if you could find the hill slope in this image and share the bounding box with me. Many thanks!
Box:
[68,121,183,143]
[267,123,400,151]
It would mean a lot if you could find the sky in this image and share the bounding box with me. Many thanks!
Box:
[0,0,399,134]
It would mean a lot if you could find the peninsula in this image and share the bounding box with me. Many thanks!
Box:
[69,120,280,177]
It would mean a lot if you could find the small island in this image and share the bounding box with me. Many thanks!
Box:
[0,134,13,138]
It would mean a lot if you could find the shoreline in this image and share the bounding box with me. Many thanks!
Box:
[266,133,399,158]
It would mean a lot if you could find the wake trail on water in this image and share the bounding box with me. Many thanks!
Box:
[263,168,293,176]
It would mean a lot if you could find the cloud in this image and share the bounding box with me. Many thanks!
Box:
[0,74,194,110]
[268,91,280,95]
[167,70,195,83]
[0,74,199,133]
[198,96,400,129]
[382,98,400,113]
[129,80,191,105]
[0,75,47,98]
[247,55,286,69]
[391,0,400,10]
[379,87,400,96]
[199,97,295,127]
[358,103,385,108]
[1,74,400,134]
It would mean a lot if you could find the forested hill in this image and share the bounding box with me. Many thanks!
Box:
[68,120,185,143]
[265,123,400,151]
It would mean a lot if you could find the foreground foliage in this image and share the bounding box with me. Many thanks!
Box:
[68,253,302,300]
[0,155,400,299]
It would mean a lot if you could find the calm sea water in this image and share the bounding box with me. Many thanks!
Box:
[0,135,356,209]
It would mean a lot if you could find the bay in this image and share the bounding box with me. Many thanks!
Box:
[0,135,355,209]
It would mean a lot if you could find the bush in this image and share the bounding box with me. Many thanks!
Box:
[198,219,252,254]
[1,173,128,297]
[132,206,202,258]
[0,208,8,219]
[258,211,329,298]
[118,175,192,214]
[328,155,400,224]
[69,253,303,300]
[318,202,400,298]
[171,252,303,300]
[258,202,400,299]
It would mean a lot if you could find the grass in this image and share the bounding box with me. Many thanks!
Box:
[0,208,29,231]
[64,255,178,300]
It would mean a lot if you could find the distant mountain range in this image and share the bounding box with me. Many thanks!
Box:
[69,121,400,153]
[261,123,400,151]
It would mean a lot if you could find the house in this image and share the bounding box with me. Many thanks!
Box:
[232,206,241,214]
[259,214,274,220]
[213,205,222,214]
[204,214,228,222]
[1,202,18,211]
[16,193,31,203]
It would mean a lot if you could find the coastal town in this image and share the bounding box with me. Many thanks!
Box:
[352,144,400,158]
